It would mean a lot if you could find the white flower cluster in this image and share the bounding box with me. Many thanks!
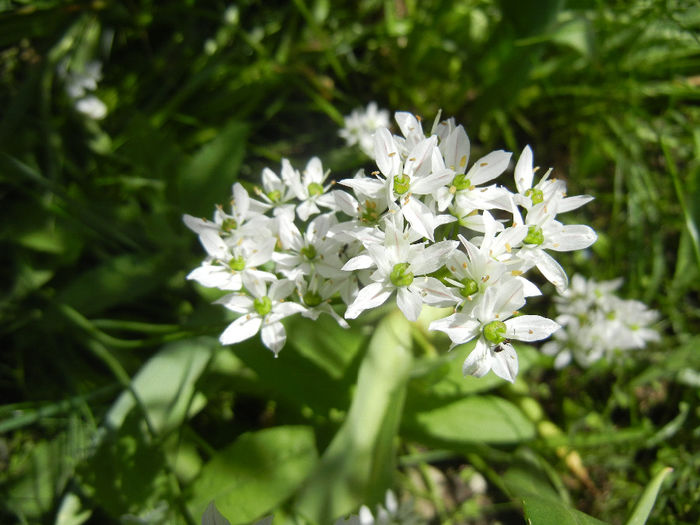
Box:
[58,59,107,120]
[542,275,660,368]
[185,110,598,382]
[339,102,391,157]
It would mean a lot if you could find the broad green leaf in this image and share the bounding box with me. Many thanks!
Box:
[285,314,365,380]
[626,467,673,525]
[177,119,248,218]
[294,310,413,523]
[523,492,609,525]
[105,337,216,435]
[57,253,172,317]
[403,395,535,445]
[231,328,355,414]
[189,426,318,524]
[201,501,232,525]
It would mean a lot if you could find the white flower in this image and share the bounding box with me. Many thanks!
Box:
[343,214,459,321]
[543,274,660,368]
[339,102,391,157]
[430,280,560,382]
[216,279,306,355]
[75,95,107,120]
[514,197,597,292]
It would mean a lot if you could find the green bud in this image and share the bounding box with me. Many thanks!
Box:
[228,256,246,271]
[390,262,414,287]
[523,225,544,245]
[302,290,322,307]
[253,296,272,316]
[460,278,479,298]
[525,188,544,205]
[483,320,507,344]
[452,173,471,190]
[307,182,324,197]
[301,245,317,260]
[393,174,411,195]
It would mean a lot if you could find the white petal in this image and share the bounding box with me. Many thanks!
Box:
[410,168,455,195]
[374,128,401,177]
[401,197,436,241]
[220,315,262,345]
[397,287,422,321]
[506,315,560,342]
[557,194,594,214]
[429,312,481,346]
[462,338,492,377]
[261,321,286,355]
[465,150,512,186]
[440,125,470,174]
[547,225,597,252]
[534,250,569,292]
[199,229,228,259]
[344,282,393,319]
[514,145,534,194]
[410,240,458,275]
[410,277,461,307]
[341,254,375,271]
[490,342,518,383]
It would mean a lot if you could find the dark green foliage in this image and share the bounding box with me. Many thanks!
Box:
[1,0,698,523]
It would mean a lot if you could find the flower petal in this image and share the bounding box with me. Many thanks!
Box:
[506,315,560,342]
[220,315,262,345]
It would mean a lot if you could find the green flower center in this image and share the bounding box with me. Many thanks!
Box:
[302,290,322,307]
[221,218,238,232]
[523,225,544,245]
[301,245,317,260]
[307,182,324,197]
[228,256,246,271]
[525,188,544,205]
[267,190,281,203]
[452,173,472,191]
[393,174,411,195]
[390,262,414,287]
[459,278,479,298]
[360,200,380,224]
[253,296,272,316]
[483,320,507,344]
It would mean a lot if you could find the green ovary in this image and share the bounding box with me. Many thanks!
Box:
[307,182,323,196]
[523,225,544,245]
[483,320,507,344]
[301,245,317,260]
[253,296,272,316]
[228,256,246,271]
[267,190,281,202]
[221,218,238,232]
[460,278,479,298]
[525,188,544,205]
[303,290,322,307]
[393,174,411,195]
[390,262,414,287]
[452,174,471,190]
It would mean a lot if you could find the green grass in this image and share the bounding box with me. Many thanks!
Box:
[1,0,699,524]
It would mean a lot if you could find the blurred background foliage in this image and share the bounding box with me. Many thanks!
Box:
[0,0,699,523]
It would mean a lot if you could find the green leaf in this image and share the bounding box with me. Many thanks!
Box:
[625,467,673,525]
[201,501,232,525]
[189,426,318,524]
[294,310,413,523]
[177,119,249,218]
[523,492,609,525]
[57,253,172,317]
[403,395,536,445]
[105,337,216,436]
